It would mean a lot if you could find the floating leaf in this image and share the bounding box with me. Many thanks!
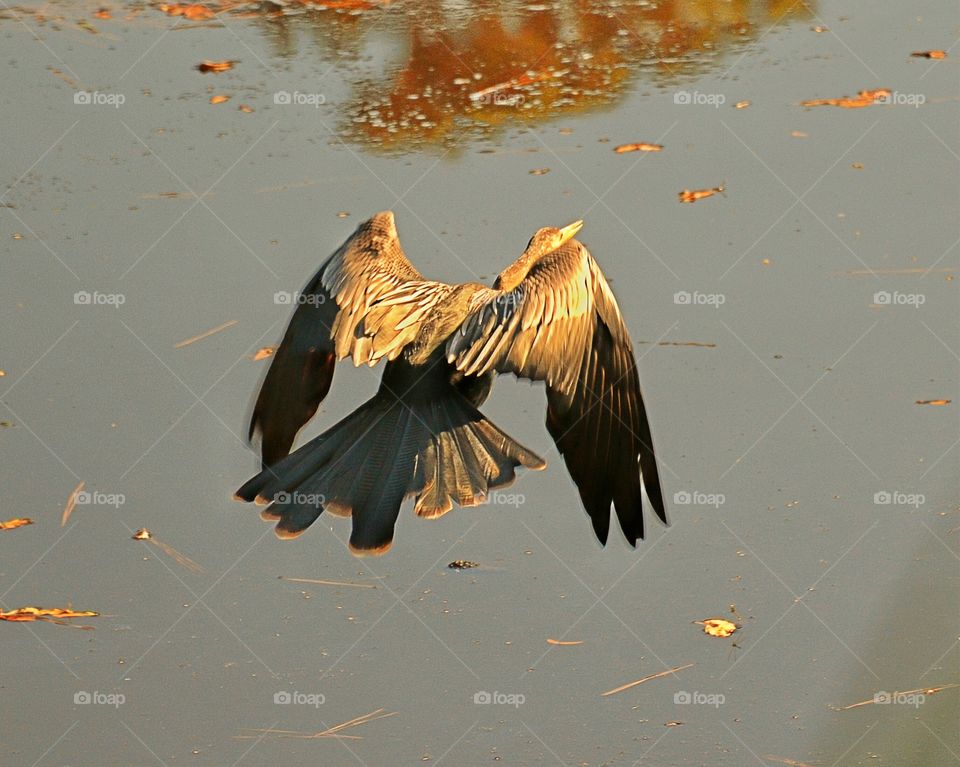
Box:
[679,184,724,203]
[0,517,33,531]
[801,89,891,109]
[1,606,99,627]
[911,50,947,59]
[614,142,663,153]
[528,168,550,175]
[546,638,583,645]
[209,94,230,105]
[448,560,479,569]
[916,399,951,406]
[197,60,238,74]
[250,346,277,361]
[697,618,738,637]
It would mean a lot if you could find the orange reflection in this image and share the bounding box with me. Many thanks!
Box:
[242,0,814,151]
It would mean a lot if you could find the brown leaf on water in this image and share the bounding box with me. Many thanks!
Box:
[916,399,951,406]
[679,184,724,203]
[238,104,254,113]
[249,346,277,361]
[159,3,215,20]
[614,142,663,153]
[210,94,230,105]
[0,517,33,531]
[734,100,751,109]
[62,481,86,527]
[197,60,238,73]
[911,50,947,59]
[801,88,891,109]
[601,663,695,697]
[1,606,99,628]
[94,8,112,19]
[546,638,584,645]
[529,168,550,175]
[696,618,738,637]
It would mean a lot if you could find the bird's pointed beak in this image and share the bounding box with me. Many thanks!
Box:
[557,220,584,246]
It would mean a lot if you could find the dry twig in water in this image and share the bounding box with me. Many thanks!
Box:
[279,576,376,589]
[602,663,695,697]
[62,481,86,527]
[174,320,238,349]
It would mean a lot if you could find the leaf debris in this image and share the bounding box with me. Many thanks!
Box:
[0,517,33,530]
[614,142,663,153]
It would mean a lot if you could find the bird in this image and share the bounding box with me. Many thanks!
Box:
[235,211,666,555]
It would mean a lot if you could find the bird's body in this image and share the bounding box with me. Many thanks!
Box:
[236,211,666,555]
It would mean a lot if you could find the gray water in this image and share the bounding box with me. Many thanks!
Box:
[1,1,958,765]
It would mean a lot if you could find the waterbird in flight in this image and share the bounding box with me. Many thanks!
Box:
[235,212,666,554]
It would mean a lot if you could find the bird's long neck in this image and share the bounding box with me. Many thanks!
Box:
[496,251,538,291]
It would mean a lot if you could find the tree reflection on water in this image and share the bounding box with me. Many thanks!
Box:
[245,0,814,152]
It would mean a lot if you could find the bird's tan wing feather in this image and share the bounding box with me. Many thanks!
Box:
[446,241,666,544]
[249,211,427,467]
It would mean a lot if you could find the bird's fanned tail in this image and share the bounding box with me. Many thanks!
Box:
[235,360,545,555]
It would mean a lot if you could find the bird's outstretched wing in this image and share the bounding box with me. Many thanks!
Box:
[446,240,666,545]
[249,211,425,467]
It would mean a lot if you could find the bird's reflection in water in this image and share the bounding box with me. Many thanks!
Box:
[242,0,814,151]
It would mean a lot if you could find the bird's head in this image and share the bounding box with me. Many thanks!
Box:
[524,220,583,259]
[495,220,584,290]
